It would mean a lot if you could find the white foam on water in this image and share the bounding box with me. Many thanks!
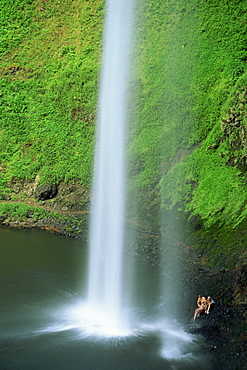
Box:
[34,301,196,361]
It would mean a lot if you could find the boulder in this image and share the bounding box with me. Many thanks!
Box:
[26,210,34,218]
[0,215,7,224]
[35,184,58,201]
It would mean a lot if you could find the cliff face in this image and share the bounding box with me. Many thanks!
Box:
[0,0,247,268]
[127,0,247,269]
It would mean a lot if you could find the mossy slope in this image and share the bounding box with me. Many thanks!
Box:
[127,0,247,266]
[0,0,103,187]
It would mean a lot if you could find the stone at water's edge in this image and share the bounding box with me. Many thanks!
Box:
[185,256,247,369]
[0,215,7,224]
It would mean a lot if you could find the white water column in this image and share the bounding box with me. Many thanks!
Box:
[87,0,134,330]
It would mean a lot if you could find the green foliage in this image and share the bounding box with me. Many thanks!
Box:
[0,0,35,56]
[189,151,247,228]
[0,0,103,189]
[0,202,50,221]
[129,0,247,231]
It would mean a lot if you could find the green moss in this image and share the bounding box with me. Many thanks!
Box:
[0,202,51,221]
[0,0,103,188]
[187,215,247,269]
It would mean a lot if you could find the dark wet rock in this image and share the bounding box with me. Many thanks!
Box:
[35,184,58,201]
[188,302,247,369]
[188,213,203,231]
[26,210,34,218]
[0,193,11,201]
[184,261,247,370]
[0,215,7,224]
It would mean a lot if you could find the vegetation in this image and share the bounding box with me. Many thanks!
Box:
[128,0,247,237]
[0,0,103,188]
[0,202,56,221]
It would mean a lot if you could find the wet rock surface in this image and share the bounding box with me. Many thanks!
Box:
[35,184,58,201]
[130,230,247,369]
[184,259,247,369]
[187,280,247,369]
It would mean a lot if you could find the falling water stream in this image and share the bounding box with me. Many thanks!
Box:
[86,0,134,334]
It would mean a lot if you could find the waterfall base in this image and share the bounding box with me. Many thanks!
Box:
[35,299,199,362]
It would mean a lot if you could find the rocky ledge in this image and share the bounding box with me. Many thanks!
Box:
[0,180,90,239]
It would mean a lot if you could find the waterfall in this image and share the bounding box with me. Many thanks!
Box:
[86,0,134,333]
[80,0,202,361]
